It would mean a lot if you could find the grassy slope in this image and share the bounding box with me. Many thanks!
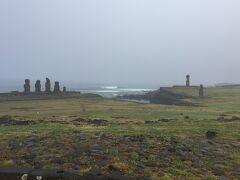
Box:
[0,87,240,179]
[0,87,240,140]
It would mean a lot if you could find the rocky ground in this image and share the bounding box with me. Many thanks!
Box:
[0,131,239,179]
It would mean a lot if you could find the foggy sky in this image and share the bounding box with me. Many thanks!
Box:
[0,0,240,86]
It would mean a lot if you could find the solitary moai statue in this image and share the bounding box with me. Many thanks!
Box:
[186,75,190,87]
[63,86,66,93]
[35,80,41,94]
[24,79,30,95]
[53,81,61,94]
[45,78,51,94]
[199,84,204,97]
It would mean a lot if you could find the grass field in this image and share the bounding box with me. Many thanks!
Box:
[0,86,240,179]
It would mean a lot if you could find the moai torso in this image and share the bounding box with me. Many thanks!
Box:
[35,80,41,94]
[24,79,30,95]
[186,75,190,87]
[54,81,61,94]
[45,78,51,94]
[199,84,204,97]
[63,86,66,93]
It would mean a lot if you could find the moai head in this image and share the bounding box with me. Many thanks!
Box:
[25,79,30,84]
[186,75,190,87]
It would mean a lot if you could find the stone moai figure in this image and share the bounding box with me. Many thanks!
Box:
[35,80,41,94]
[24,79,30,95]
[186,75,190,87]
[199,84,204,97]
[63,86,66,93]
[45,78,51,94]
[53,81,61,94]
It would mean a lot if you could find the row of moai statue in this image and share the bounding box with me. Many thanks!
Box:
[23,78,66,95]
[185,75,204,97]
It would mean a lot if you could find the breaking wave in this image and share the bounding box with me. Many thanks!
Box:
[101,86,118,90]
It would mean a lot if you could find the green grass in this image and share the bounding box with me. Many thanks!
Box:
[0,86,240,141]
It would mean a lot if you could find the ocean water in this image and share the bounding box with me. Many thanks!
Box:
[79,86,155,98]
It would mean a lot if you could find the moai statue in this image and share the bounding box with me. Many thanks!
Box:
[45,78,51,94]
[24,79,30,95]
[186,75,190,87]
[199,84,204,97]
[63,86,66,93]
[53,81,61,94]
[35,80,41,94]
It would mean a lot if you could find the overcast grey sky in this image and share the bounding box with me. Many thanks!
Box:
[0,0,240,86]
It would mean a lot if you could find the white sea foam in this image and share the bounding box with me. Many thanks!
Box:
[101,86,118,89]
[95,90,120,93]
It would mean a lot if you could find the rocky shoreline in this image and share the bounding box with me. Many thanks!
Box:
[117,87,197,106]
